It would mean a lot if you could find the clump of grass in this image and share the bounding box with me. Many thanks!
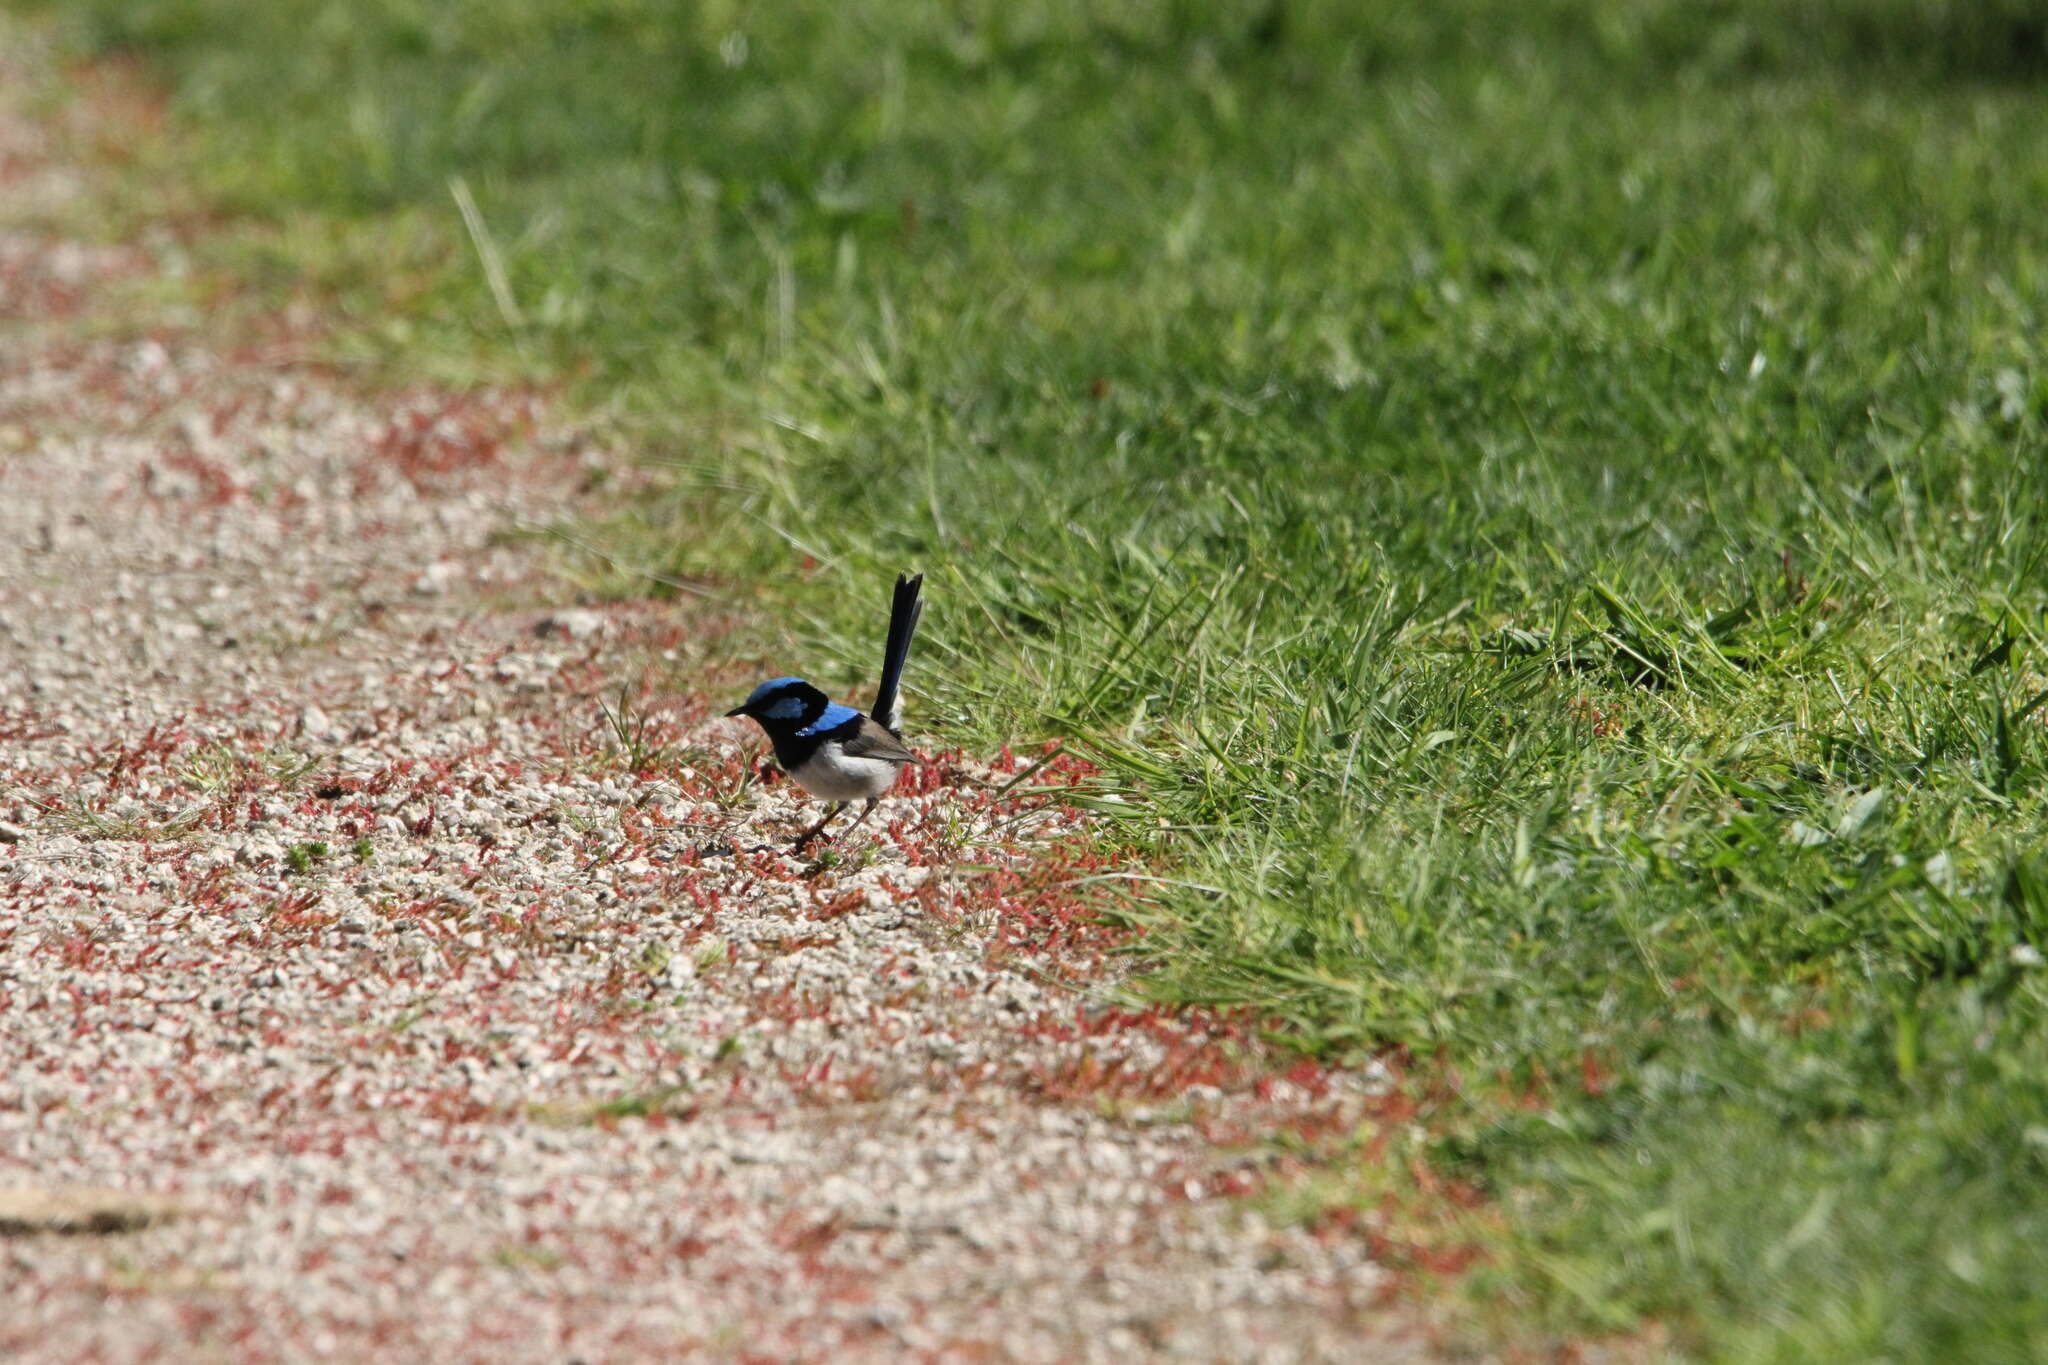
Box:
[284,840,329,875]
[44,803,204,844]
[529,1085,691,1128]
[178,743,316,795]
[596,685,675,774]
[490,1243,564,1272]
[635,939,671,977]
[693,938,731,977]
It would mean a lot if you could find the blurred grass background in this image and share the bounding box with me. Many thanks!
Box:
[13,0,2048,1357]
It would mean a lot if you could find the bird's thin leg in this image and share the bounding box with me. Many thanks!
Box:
[791,802,844,852]
[844,797,881,833]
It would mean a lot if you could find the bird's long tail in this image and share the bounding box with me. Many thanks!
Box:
[872,572,923,733]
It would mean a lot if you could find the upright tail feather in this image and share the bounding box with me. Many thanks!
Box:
[872,572,923,733]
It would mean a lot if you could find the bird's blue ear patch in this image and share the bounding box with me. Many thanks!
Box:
[763,695,808,720]
[742,676,807,710]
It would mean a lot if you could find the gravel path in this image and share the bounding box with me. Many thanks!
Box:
[0,43,1447,1364]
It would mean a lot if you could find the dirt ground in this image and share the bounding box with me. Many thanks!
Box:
[0,36,1469,1364]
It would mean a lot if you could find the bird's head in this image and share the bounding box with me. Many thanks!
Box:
[725,677,828,732]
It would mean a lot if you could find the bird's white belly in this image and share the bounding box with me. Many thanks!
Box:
[789,743,903,802]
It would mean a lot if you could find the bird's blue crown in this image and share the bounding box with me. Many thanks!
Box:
[740,677,809,713]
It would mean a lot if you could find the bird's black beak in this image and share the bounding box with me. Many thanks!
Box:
[724,705,747,718]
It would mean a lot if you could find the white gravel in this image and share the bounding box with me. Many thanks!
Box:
[0,34,1452,1364]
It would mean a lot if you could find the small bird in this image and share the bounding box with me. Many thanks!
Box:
[725,573,924,850]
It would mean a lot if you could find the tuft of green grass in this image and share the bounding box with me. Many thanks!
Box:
[283,840,329,875]
[490,1242,565,1273]
[16,0,2048,1357]
[42,803,204,844]
[525,1084,690,1128]
[596,685,676,774]
[177,743,317,796]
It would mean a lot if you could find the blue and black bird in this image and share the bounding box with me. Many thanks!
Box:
[725,574,924,849]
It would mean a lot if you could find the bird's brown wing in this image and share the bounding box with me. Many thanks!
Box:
[840,715,917,764]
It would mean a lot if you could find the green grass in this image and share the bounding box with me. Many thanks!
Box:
[15,0,2048,1357]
